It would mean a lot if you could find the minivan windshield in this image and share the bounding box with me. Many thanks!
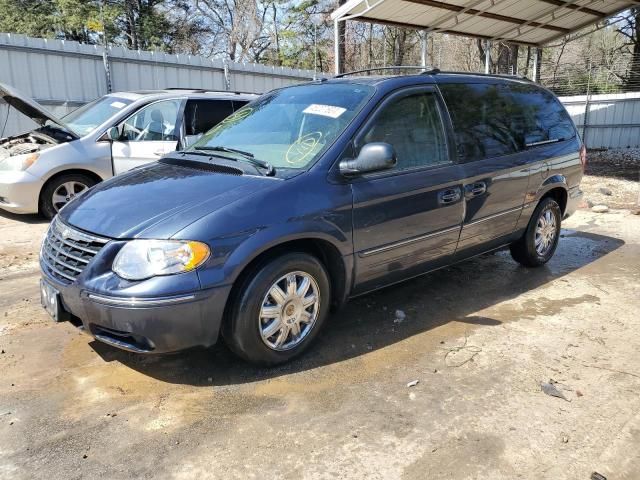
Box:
[190,83,375,170]
[60,96,133,136]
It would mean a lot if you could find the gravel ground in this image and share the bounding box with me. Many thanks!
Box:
[582,149,640,210]
[1,209,640,479]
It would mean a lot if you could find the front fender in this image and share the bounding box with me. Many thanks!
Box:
[31,139,112,184]
[196,221,353,291]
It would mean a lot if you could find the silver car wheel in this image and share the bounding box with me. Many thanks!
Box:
[535,208,557,256]
[259,271,320,351]
[52,181,89,212]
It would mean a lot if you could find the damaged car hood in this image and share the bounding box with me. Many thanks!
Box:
[0,82,77,138]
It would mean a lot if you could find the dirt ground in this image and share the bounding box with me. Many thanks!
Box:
[1,176,639,479]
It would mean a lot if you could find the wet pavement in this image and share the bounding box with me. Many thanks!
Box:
[0,208,639,479]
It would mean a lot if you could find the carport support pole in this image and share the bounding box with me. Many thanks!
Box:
[532,47,541,83]
[421,31,428,67]
[484,40,491,74]
[334,18,341,75]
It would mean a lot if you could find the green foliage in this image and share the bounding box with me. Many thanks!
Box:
[0,0,208,53]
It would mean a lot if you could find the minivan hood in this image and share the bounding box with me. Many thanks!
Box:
[59,161,277,239]
[0,82,77,138]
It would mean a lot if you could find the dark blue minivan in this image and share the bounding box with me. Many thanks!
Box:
[39,71,585,364]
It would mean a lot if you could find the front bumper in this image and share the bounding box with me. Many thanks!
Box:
[0,170,43,214]
[41,268,232,354]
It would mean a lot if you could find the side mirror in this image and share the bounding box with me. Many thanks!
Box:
[105,126,121,141]
[339,142,397,176]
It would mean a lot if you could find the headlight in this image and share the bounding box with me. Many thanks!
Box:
[113,240,210,280]
[0,153,39,171]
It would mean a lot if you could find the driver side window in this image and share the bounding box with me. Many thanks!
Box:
[120,99,181,142]
[358,92,448,170]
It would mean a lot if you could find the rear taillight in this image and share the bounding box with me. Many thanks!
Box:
[579,145,587,171]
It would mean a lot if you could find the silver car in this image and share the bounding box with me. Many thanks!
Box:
[0,84,257,218]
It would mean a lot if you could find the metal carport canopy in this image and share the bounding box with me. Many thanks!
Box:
[331,0,638,72]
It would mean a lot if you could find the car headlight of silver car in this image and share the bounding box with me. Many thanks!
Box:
[0,153,39,171]
[113,239,210,280]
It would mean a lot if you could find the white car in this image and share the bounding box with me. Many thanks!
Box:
[0,84,257,218]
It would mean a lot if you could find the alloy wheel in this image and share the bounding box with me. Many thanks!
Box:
[259,271,320,351]
[52,181,89,212]
[535,208,557,256]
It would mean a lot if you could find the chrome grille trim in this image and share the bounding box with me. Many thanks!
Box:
[45,238,91,264]
[42,249,83,272]
[40,254,77,282]
[49,228,103,254]
[40,218,109,284]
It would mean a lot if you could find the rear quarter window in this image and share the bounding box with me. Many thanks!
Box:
[507,84,576,146]
[439,82,575,162]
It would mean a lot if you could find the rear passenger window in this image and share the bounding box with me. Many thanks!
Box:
[359,92,448,170]
[184,100,234,136]
[232,100,249,111]
[183,99,234,147]
[440,83,575,162]
[439,84,519,161]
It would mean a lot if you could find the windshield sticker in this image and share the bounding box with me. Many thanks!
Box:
[286,132,323,165]
[303,104,346,119]
[110,101,127,109]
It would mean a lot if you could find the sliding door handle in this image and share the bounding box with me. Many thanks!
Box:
[438,187,461,205]
[465,182,487,198]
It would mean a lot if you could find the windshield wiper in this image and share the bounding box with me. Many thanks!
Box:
[194,146,275,176]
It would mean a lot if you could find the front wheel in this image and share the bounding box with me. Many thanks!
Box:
[510,197,562,267]
[40,173,96,219]
[224,253,331,365]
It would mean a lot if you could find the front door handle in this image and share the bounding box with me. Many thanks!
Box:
[465,181,487,198]
[153,149,165,156]
[438,187,461,206]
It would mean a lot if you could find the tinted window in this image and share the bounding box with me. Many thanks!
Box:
[440,83,520,161]
[440,83,575,162]
[358,92,448,170]
[507,84,575,146]
[184,100,234,136]
[232,100,249,111]
[191,84,375,169]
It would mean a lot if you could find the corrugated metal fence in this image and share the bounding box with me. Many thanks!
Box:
[0,33,314,137]
[560,92,640,150]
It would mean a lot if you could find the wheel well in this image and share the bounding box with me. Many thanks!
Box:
[39,169,103,204]
[226,238,348,317]
[541,187,567,215]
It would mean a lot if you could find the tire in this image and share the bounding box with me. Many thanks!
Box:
[224,252,331,365]
[39,173,97,219]
[510,197,562,267]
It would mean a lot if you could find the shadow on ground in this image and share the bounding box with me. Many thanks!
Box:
[90,229,624,386]
[0,209,48,224]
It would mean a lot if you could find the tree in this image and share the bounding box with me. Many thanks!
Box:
[614,7,640,89]
[195,0,274,62]
[0,0,209,53]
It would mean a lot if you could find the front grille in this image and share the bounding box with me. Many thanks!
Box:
[41,218,109,284]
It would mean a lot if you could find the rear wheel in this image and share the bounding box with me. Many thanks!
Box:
[40,173,96,219]
[510,197,562,267]
[224,253,331,365]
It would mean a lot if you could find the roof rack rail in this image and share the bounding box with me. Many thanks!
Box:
[422,70,532,81]
[334,67,532,82]
[163,87,258,95]
[334,66,440,78]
